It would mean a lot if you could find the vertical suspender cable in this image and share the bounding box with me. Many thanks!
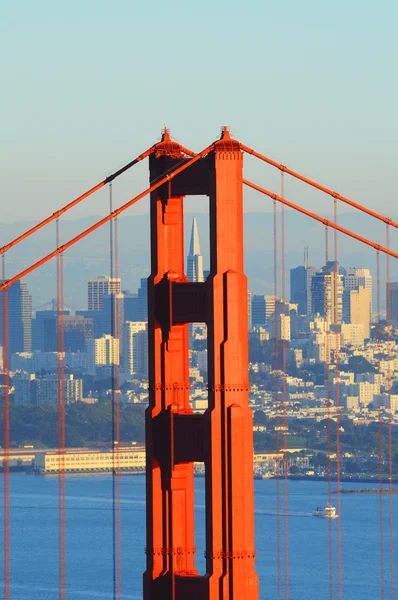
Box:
[273,199,281,600]
[61,252,66,600]
[324,227,333,600]
[114,213,121,600]
[376,250,385,600]
[2,254,10,600]
[166,178,176,600]
[280,172,289,600]
[386,224,395,598]
[109,182,118,600]
[56,219,66,600]
[333,200,343,600]
[170,398,176,600]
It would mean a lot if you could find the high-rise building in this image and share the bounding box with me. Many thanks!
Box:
[32,311,92,353]
[123,321,147,376]
[344,268,372,293]
[63,315,93,352]
[290,264,317,315]
[311,271,343,323]
[87,275,121,311]
[75,309,103,338]
[343,286,371,339]
[251,295,277,327]
[187,217,204,282]
[248,292,253,331]
[32,310,63,352]
[137,278,148,321]
[267,312,291,341]
[101,293,125,347]
[388,282,398,324]
[345,267,373,313]
[0,279,32,354]
[87,335,119,376]
[123,291,140,322]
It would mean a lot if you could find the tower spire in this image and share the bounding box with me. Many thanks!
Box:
[187,216,204,282]
[189,216,201,256]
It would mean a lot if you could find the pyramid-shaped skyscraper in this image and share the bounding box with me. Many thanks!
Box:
[187,216,204,282]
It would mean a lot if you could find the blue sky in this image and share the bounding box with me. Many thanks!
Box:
[1,0,397,225]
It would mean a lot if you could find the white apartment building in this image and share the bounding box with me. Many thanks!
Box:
[123,322,147,376]
[358,381,380,407]
[87,335,119,375]
[341,323,365,348]
[87,275,121,311]
[344,396,360,410]
[267,313,291,341]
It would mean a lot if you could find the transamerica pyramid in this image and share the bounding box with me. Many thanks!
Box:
[187,216,204,282]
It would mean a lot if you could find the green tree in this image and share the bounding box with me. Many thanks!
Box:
[342,355,376,374]
[253,410,267,426]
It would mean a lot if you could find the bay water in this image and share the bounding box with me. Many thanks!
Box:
[0,474,396,599]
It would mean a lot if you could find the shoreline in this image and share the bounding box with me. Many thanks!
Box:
[285,474,398,485]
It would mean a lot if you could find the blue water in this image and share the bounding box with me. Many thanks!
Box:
[0,474,397,599]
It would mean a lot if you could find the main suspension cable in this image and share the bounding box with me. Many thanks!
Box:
[241,144,398,228]
[0,144,168,257]
[242,180,398,260]
[0,143,215,293]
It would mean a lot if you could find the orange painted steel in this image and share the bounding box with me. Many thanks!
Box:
[273,199,282,600]
[386,226,396,598]
[324,232,334,600]
[144,127,258,599]
[242,144,398,228]
[243,179,398,259]
[280,173,290,600]
[376,252,386,600]
[56,241,66,600]
[0,143,214,293]
[333,202,343,600]
[113,211,122,600]
[0,139,194,257]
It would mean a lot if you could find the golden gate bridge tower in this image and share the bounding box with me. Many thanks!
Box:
[1,126,397,600]
[144,127,259,599]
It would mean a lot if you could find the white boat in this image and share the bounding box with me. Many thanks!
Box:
[312,504,338,518]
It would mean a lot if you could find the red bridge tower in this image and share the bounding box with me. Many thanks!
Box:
[144,127,259,599]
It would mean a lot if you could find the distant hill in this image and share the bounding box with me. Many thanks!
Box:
[0,211,395,309]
